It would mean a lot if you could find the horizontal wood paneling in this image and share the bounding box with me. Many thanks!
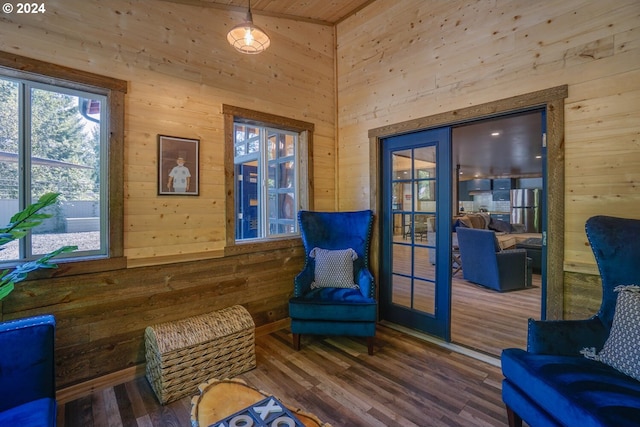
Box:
[336,0,640,315]
[2,246,305,388]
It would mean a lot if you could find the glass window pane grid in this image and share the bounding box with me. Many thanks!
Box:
[234,124,298,241]
[0,76,107,263]
[389,146,438,314]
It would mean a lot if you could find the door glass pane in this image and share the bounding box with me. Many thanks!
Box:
[391,274,411,308]
[414,279,435,313]
[391,243,411,276]
[389,146,437,315]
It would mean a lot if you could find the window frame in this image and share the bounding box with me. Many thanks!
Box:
[0,51,127,275]
[223,105,314,254]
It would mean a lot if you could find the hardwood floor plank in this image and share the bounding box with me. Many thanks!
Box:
[114,384,137,427]
[61,325,512,427]
[62,395,93,427]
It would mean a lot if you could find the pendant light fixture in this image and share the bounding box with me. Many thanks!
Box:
[227,0,271,54]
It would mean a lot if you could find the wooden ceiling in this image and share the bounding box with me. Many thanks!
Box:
[157,0,377,25]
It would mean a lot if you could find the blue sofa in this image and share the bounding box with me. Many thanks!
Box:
[501,216,640,427]
[456,227,532,292]
[0,314,57,427]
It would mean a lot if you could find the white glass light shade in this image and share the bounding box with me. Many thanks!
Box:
[227,21,270,54]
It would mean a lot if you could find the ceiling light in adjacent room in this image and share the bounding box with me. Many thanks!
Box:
[227,0,270,54]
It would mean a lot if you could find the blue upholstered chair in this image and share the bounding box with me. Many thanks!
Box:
[455,227,532,292]
[0,314,57,426]
[288,210,377,355]
[501,216,640,427]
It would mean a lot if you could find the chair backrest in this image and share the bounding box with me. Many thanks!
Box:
[298,210,374,274]
[456,227,502,284]
[585,215,640,327]
[0,314,55,411]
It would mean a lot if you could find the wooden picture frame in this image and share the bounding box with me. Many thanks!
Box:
[158,135,199,195]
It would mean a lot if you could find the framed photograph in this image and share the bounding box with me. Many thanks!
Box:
[158,135,199,195]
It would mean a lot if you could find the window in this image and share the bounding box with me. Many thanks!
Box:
[0,51,126,269]
[223,105,314,245]
[234,123,299,239]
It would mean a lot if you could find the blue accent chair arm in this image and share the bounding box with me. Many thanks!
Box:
[527,317,609,356]
[0,314,56,417]
[294,263,314,297]
[356,266,375,299]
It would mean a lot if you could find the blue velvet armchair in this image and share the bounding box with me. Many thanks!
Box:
[288,210,377,355]
[455,227,532,292]
[501,216,640,427]
[0,314,57,426]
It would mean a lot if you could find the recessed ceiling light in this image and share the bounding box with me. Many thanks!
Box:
[491,131,500,136]
[535,155,542,159]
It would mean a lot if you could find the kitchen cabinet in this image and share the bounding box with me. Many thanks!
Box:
[466,179,491,192]
[458,180,473,201]
[493,178,516,190]
[492,190,510,201]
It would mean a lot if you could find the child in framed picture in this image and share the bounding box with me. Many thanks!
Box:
[167,157,191,193]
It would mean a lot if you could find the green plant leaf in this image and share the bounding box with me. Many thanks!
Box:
[1,192,60,241]
[1,246,77,287]
[0,283,15,301]
[0,192,78,301]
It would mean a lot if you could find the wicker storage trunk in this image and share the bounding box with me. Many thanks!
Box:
[145,305,256,404]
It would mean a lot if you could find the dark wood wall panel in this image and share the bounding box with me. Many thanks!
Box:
[563,271,602,320]
[1,246,305,389]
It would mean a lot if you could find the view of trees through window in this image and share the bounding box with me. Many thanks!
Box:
[0,77,105,261]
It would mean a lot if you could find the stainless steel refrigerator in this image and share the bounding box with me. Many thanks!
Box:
[510,189,541,233]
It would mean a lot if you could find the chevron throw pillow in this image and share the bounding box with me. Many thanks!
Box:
[595,285,640,381]
[309,247,359,289]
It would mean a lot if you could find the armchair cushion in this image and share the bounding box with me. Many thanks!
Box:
[0,314,56,426]
[502,348,640,427]
[309,247,359,289]
[591,285,640,381]
[0,398,56,427]
[289,288,376,321]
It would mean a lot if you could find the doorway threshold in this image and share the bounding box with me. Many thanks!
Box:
[380,320,501,368]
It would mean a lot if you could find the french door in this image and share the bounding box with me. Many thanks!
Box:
[380,128,452,340]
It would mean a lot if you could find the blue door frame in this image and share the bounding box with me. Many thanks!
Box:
[380,128,452,340]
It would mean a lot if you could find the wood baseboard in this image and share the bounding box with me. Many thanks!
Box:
[56,318,291,404]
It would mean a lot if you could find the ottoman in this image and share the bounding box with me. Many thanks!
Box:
[145,305,256,404]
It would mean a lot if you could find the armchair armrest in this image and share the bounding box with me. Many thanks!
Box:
[496,249,531,287]
[356,267,375,299]
[294,264,314,297]
[0,314,56,412]
[527,316,609,356]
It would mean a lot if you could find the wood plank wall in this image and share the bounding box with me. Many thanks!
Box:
[2,245,305,389]
[336,0,640,315]
[0,0,333,387]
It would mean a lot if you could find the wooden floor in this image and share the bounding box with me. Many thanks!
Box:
[390,234,542,357]
[451,273,541,356]
[58,325,512,427]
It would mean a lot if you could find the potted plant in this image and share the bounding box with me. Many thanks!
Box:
[0,192,77,300]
